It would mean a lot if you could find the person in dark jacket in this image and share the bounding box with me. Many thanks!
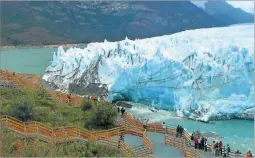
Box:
[179,126,184,137]
[121,107,125,116]
[176,125,180,137]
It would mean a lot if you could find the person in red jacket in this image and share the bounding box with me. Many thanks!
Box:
[194,136,198,149]
[219,141,223,155]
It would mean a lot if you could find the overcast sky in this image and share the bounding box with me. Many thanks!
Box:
[227,1,254,14]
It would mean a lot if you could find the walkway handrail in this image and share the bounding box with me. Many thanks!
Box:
[143,130,154,153]
[184,146,203,158]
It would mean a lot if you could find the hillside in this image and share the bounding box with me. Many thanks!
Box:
[1,1,225,46]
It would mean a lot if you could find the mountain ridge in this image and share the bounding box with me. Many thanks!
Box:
[1,1,253,46]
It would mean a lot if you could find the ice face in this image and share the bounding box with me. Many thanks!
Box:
[43,24,254,121]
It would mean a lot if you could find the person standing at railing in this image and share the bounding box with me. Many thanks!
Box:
[211,141,216,156]
[201,137,205,150]
[246,150,252,157]
[219,141,223,156]
[190,133,194,147]
[121,107,125,116]
[226,144,231,157]
[215,142,220,156]
[143,119,149,130]
[194,136,198,149]
[198,136,201,149]
[235,150,241,157]
[204,138,208,152]
[162,122,167,134]
[179,126,184,138]
[176,125,180,137]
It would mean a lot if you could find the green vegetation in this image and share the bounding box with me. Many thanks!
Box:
[1,129,122,157]
[0,86,120,156]
[0,87,118,130]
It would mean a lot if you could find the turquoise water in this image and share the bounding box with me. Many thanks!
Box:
[1,48,254,153]
[1,48,56,74]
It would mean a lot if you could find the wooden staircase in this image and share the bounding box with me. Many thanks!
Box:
[133,144,150,156]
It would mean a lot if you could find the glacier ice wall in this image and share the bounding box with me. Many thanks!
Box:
[43,24,254,121]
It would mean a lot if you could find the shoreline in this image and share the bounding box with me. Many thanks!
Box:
[0,43,87,50]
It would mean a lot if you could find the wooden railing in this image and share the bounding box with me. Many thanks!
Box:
[164,134,185,149]
[98,138,135,156]
[1,115,150,157]
[184,146,203,158]
[143,130,154,153]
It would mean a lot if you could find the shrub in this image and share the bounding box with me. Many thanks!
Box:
[9,101,35,122]
[86,101,117,129]
[81,99,94,111]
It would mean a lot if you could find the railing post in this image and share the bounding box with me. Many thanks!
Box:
[35,122,38,138]
[24,123,27,139]
[78,129,81,144]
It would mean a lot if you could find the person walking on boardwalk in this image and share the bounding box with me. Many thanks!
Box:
[219,141,223,155]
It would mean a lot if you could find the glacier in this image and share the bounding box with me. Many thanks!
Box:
[43,24,254,121]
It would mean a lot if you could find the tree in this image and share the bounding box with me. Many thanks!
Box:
[86,101,117,129]
[81,99,94,111]
[10,101,35,122]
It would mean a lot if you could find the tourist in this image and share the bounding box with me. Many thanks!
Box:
[162,122,167,133]
[143,119,149,129]
[204,138,207,152]
[179,126,183,137]
[201,137,205,150]
[176,125,180,137]
[121,107,125,116]
[211,141,216,155]
[215,142,219,156]
[118,135,124,148]
[190,133,194,146]
[235,150,241,157]
[226,144,231,157]
[198,136,201,149]
[219,141,223,155]
[194,136,198,149]
[246,150,252,157]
